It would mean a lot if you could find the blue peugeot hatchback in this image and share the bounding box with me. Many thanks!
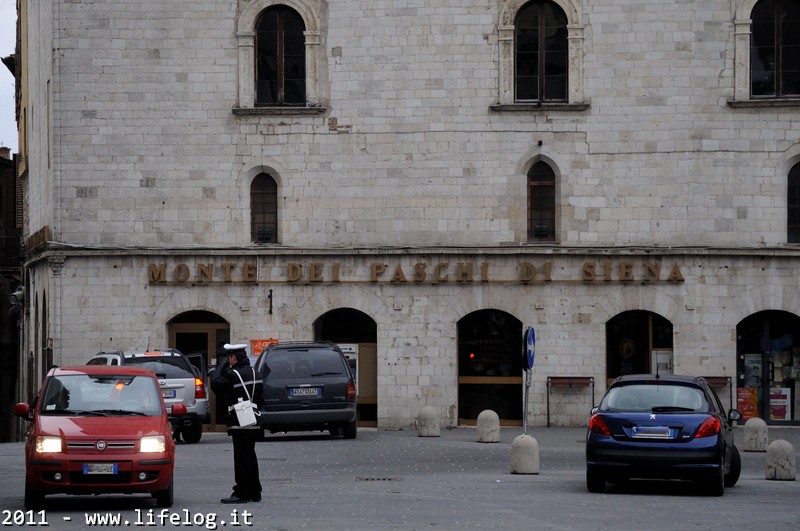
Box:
[586,374,742,496]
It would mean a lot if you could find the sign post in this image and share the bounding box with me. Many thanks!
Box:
[523,326,535,435]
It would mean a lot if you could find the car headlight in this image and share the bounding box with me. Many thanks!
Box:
[35,436,63,453]
[140,435,166,453]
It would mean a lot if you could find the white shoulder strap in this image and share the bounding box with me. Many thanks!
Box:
[232,368,256,402]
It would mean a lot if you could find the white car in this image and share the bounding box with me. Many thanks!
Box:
[87,349,210,443]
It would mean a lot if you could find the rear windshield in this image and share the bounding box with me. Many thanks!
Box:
[601,383,708,412]
[263,349,346,379]
[125,356,194,379]
[40,373,163,416]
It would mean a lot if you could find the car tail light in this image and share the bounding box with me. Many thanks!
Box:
[195,378,206,399]
[589,414,612,436]
[695,416,721,438]
[346,380,356,400]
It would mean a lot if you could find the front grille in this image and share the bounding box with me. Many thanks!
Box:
[66,441,137,451]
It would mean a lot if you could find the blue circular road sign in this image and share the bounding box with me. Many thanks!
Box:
[525,326,536,370]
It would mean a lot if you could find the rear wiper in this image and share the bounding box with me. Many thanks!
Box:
[651,406,695,413]
[311,371,342,377]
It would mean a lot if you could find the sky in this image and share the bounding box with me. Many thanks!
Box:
[0,0,17,153]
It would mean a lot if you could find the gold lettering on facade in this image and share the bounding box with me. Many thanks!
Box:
[520,262,538,282]
[144,259,685,284]
[391,265,407,283]
[174,263,190,282]
[455,263,473,282]
[643,261,661,281]
[619,261,634,281]
[309,263,324,282]
[667,264,684,282]
[197,263,213,283]
[222,262,236,282]
[371,263,387,282]
[287,263,302,282]
[243,263,257,282]
[148,263,167,283]
[413,263,426,282]
[521,262,552,282]
[433,263,449,282]
[582,262,596,281]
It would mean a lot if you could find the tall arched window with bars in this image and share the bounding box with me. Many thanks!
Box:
[251,174,278,243]
[527,161,556,242]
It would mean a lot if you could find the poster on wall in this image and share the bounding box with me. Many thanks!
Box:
[737,387,759,421]
[770,387,792,421]
[250,338,278,358]
[744,354,762,388]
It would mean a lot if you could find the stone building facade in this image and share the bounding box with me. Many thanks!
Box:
[14,0,800,434]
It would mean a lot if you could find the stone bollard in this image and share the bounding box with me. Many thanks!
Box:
[476,410,500,443]
[744,417,768,452]
[766,440,796,481]
[511,434,539,474]
[417,406,440,437]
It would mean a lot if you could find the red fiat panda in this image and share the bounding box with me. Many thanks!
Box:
[14,365,185,509]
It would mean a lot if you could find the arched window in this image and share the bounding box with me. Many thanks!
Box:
[789,163,800,242]
[256,6,306,105]
[527,161,556,241]
[751,0,800,98]
[251,174,278,243]
[515,1,568,102]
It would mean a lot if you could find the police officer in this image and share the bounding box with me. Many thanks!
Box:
[210,343,263,503]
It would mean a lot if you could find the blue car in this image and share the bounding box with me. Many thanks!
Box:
[585,374,742,496]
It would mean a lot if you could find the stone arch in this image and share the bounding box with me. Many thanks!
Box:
[293,285,394,340]
[498,0,582,26]
[151,287,240,346]
[236,0,325,107]
[515,149,566,242]
[497,0,585,104]
[238,0,321,34]
[237,158,287,243]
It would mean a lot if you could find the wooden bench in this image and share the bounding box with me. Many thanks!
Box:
[546,376,595,427]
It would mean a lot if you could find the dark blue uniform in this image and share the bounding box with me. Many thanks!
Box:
[210,352,263,503]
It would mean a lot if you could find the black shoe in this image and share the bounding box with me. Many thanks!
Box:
[220,495,249,504]
[249,496,261,502]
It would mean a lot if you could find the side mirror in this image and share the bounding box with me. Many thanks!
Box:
[13,403,32,421]
[728,409,742,423]
[171,403,187,416]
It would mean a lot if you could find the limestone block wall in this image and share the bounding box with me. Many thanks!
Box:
[30,249,794,428]
[25,0,796,249]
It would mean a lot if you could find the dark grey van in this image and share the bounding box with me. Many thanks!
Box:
[253,341,357,438]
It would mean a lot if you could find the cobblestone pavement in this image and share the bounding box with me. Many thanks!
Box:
[1,426,799,530]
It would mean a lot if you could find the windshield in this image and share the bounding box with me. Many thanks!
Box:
[264,349,346,379]
[39,373,163,416]
[125,356,194,378]
[601,383,708,412]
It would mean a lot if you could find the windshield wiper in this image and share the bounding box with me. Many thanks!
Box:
[45,409,109,416]
[91,409,148,416]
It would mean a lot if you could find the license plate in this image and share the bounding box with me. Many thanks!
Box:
[162,389,176,398]
[630,426,673,439]
[290,387,321,397]
[83,463,118,475]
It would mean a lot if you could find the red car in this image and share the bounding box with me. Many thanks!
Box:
[14,365,185,509]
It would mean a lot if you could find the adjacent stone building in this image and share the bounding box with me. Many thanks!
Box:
[12,0,800,435]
